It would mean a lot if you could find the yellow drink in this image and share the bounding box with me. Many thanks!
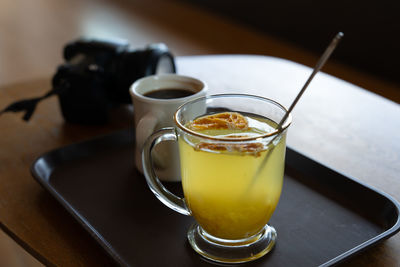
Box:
[179,113,286,240]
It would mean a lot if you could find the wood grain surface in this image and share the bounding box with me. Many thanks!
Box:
[1,55,399,267]
[0,0,399,266]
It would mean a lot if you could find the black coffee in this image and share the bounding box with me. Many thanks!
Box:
[144,88,195,99]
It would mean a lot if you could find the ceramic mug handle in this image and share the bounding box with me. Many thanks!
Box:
[142,127,191,215]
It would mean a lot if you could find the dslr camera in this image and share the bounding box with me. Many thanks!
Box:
[53,38,176,124]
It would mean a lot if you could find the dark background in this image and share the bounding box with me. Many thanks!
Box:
[183,0,399,85]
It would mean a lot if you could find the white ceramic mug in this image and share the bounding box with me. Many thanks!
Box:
[130,74,207,181]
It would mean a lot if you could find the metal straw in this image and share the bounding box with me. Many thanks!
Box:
[276,32,343,130]
[251,32,344,184]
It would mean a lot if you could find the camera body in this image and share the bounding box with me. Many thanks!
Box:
[52,39,176,124]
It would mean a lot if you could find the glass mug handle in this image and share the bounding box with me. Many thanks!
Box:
[142,127,191,216]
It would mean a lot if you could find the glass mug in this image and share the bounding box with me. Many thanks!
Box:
[142,94,292,263]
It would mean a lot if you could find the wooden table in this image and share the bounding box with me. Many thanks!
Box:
[1,0,399,266]
[1,55,400,266]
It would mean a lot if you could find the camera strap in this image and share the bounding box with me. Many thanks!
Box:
[0,87,63,121]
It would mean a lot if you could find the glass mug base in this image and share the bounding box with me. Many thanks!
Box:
[187,223,277,264]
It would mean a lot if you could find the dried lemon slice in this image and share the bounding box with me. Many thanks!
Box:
[196,142,264,157]
[187,112,265,156]
[189,112,248,130]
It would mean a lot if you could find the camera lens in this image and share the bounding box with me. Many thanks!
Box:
[145,43,176,75]
[155,54,175,74]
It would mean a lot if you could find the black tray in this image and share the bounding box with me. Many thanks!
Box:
[31,129,400,267]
